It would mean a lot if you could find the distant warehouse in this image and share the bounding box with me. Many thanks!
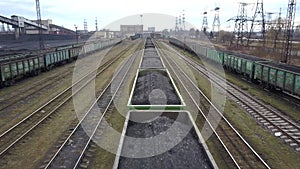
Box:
[120,25,143,36]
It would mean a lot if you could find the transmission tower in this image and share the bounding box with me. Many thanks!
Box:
[281,0,297,63]
[179,14,182,31]
[35,0,44,50]
[202,11,208,33]
[274,8,283,49]
[175,17,179,32]
[248,0,266,46]
[182,10,186,31]
[95,17,98,31]
[266,12,275,31]
[212,7,221,32]
[229,2,252,47]
[84,19,88,33]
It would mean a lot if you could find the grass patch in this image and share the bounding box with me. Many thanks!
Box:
[88,109,126,169]
[160,42,300,168]
[224,99,300,169]
[0,40,140,169]
[193,61,300,168]
[87,40,143,169]
[169,43,300,123]
[225,75,300,122]
[0,101,78,169]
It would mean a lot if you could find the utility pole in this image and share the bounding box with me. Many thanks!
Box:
[281,0,296,63]
[35,0,44,50]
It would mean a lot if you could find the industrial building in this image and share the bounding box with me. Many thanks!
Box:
[120,25,143,36]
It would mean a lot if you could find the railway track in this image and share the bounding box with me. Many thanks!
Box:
[0,42,138,157]
[0,67,72,112]
[163,42,300,152]
[157,41,270,169]
[0,42,131,114]
[41,45,141,169]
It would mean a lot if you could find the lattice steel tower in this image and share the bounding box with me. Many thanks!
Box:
[248,0,266,46]
[182,10,186,31]
[265,12,276,31]
[35,0,44,50]
[179,14,182,31]
[95,17,98,31]
[274,8,283,49]
[175,17,179,32]
[212,7,220,32]
[281,0,297,63]
[231,2,251,47]
[84,19,88,32]
[202,11,208,33]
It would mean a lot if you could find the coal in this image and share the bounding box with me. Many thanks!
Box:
[131,70,181,105]
[118,113,213,169]
[145,44,155,48]
[143,48,159,58]
[141,57,163,69]
[261,61,300,74]
[145,38,155,49]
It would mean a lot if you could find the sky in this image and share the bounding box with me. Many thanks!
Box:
[1,0,300,31]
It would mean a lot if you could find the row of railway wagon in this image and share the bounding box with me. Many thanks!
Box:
[113,38,217,169]
[169,37,300,98]
[0,38,122,86]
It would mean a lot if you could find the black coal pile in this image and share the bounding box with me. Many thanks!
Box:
[118,114,213,169]
[132,71,181,105]
[141,57,163,68]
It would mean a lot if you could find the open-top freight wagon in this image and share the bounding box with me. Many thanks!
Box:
[254,61,300,96]
[0,38,122,86]
[169,37,300,98]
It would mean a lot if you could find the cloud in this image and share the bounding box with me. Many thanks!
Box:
[0,1,35,17]
[0,0,298,31]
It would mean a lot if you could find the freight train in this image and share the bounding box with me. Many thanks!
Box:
[0,38,122,86]
[169,37,300,98]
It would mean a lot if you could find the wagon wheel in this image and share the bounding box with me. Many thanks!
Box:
[9,79,15,86]
[35,69,41,75]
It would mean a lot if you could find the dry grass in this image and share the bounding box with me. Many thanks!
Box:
[164,41,300,168]
[210,39,300,66]
[87,41,143,169]
[0,40,141,169]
